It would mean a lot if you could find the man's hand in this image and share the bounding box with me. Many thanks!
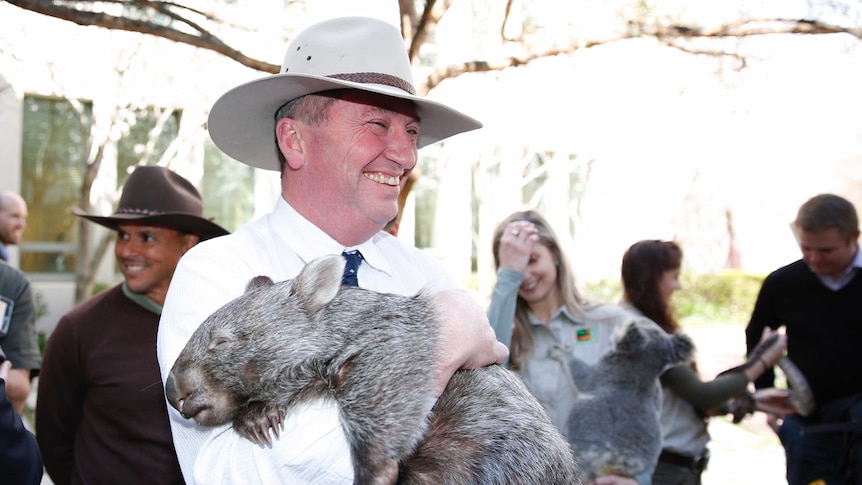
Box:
[756,328,787,368]
[432,289,509,397]
[754,388,797,416]
[3,367,32,413]
[765,412,783,434]
[0,359,11,381]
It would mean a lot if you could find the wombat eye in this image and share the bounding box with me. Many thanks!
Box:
[208,337,231,351]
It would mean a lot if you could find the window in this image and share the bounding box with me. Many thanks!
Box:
[117,107,180,185]
[19,95,92,276]
[202,143,255,232]
[20,95,256,275]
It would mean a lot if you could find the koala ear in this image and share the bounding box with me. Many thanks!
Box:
[615,319,645,352]
[670,332,695,364]
[290,255,344,316]
[245,275,274,292]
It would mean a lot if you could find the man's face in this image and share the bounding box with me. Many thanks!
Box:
[0,195,28,246]
[291,90,419,234]
[115,223,198,306]
[797,227,859,279]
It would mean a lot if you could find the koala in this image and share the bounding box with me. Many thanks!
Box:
[165,254,581,485]
[562,319,694,482]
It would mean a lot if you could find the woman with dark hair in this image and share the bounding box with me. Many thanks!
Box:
[620,240,787,485]
[489,210,654,485]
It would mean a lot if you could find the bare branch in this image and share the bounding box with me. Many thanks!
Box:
[422,17,860,92]
[4,0,280,72]
[636,18,862,40]
[501,0,515,39]
[420,36,624,94]
[398,0,417,40]
[407,0,438,61]
[6,2,860,87]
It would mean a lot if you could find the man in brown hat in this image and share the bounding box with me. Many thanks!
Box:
[36,165,228,485]
[157,16,507,483]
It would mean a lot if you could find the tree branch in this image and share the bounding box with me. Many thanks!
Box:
[422,18,861,92]
[6,1,860,88]
[4,0,280,72]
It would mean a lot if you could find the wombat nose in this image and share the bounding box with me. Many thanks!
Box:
[165,373,180,410]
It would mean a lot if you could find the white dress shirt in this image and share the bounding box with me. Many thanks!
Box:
[157,197,455,484]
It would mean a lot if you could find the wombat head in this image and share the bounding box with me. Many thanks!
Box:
[165,255,348,426]
[611,319,694,374]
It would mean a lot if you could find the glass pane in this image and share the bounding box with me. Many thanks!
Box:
[202,143,255,232]
[117,108,180,183]
[19,96,91,274]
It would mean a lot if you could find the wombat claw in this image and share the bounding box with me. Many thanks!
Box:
[235,402,286,446]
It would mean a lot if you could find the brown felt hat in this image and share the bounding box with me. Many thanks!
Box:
[72,166,229,241]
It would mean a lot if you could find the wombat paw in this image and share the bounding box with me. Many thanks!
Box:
[234,402,286,446]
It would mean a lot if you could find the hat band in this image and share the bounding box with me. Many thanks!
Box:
[116,207,164,216]
[328,72,416,96]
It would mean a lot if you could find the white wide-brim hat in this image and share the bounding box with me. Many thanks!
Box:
[208,16,483,171]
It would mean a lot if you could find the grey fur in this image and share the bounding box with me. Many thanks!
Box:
[165,255,581,485]
[563,319,694,482]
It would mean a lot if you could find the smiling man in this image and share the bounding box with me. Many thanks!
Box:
[35,166,228,485]
[746,193,862,485]
[0,190,28,263]
[157,16,507,484]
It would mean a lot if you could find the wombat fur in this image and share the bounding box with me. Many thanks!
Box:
[562,319,693,482]
[165,254,581,485]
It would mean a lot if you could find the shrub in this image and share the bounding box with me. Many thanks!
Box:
[584,270,766,327]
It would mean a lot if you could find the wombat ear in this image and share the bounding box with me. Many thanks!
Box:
[245,276,274,293]
[291,255,344,315]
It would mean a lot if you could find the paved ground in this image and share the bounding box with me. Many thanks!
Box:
[686,324,788,485]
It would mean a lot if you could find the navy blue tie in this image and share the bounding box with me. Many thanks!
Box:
[341,250,363,287]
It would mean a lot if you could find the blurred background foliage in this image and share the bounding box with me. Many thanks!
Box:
[584,270,767,327]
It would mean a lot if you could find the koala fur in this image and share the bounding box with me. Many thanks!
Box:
[562,319,694,482]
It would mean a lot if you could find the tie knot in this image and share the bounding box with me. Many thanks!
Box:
[341,250,363,287]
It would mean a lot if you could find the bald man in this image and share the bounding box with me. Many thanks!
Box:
[0,191,28,262]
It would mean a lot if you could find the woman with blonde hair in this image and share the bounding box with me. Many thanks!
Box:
[489,209,649,485]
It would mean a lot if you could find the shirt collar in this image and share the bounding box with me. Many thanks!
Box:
[813,244,861,291]
[269,197,393,277]
[121,282,162,315]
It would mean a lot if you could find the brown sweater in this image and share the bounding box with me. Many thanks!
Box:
[36,285,183,485]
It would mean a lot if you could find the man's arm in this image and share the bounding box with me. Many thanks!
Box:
[432,289,508,397]
[1,274,41,412]
[0,361,43,485]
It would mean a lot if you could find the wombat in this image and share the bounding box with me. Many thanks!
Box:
[562,319,693,482]
[165,254,581,485]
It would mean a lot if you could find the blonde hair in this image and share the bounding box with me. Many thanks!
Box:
[492,210,588,370]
